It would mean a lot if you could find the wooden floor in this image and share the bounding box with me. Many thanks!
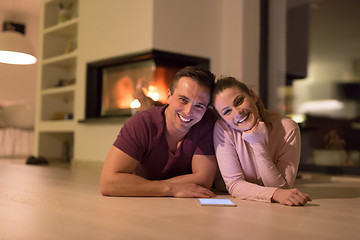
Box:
[1,158,360,240]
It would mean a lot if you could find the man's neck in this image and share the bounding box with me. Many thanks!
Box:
[166,109,187,137]
[164,107,188,153]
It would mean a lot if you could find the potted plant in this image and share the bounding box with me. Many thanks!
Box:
[313,129,349,166]
[58,2,73,24]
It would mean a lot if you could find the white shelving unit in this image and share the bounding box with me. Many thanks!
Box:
[35,0,79,162]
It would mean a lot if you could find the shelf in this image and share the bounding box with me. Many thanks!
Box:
[44,0,75,6]
[38,120,76,132]
[36,0,78,161]
[43,51,77,66]
[44,18,78,36]
[299,164,360,176]
[41,91,74,121]
[42,85,75,95]
[43,0,78,29]
[78,117,130,124]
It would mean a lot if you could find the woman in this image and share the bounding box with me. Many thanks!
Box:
[212,76,311,206]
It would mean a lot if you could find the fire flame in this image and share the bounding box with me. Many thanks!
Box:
[130,99,141,109]
[143,85,159,101]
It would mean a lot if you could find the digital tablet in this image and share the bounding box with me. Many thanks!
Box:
[198,198,237,207]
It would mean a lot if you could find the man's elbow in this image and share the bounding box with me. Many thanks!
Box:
[99,175,118,196]
[198,174,216,189]
[100,177,131,197]
[100,181,112,196]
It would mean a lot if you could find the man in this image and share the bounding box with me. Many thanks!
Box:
[100,66,217,198]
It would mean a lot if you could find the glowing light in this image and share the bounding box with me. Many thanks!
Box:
[298,99,344,114]
[0,50,37,65]
[287,114,306,123]
[0,31,37,65]
[130,99,141,109]
[143,85,160,101]
[148,93,159,101]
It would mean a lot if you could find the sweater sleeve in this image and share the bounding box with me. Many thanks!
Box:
[213,120,277,202]
[242,120,301,189]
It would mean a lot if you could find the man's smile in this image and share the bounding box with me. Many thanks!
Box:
[178,113,191,123]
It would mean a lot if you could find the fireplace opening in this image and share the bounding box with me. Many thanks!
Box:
[101,60,179,116]
[84,49,210,120]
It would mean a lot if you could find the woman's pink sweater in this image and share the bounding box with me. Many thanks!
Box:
[213,114,301,202]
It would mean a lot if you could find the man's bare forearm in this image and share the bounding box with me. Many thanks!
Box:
[100,173,172,197]
[164,172,214,189]
[100,172,215,198]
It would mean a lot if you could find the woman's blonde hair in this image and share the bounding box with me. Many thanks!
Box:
[212,76,268,124]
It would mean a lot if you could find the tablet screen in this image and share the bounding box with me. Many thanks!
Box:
[198,198,237,207]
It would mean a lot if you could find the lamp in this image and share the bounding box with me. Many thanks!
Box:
[0,21,37,65]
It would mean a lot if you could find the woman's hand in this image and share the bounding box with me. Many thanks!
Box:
[244,118,261,133]
[272,188,312,206]
[242,120,268,145]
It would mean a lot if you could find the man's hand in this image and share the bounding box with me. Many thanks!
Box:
[272,188,312,206]
[168,182,216,198]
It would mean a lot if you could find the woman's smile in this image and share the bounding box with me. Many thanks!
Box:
[234,113,249,125]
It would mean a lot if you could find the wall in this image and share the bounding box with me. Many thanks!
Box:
[220,0,244,81]
[0,0,40,107]
[152,0,222,74]
[152,0,259,88]
[74,0,260,162]
[75,0,154,162]
[267,0,287,112]
[240,0,260,92]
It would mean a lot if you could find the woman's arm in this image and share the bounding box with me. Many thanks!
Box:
[242,120,311,205]
[242,121,300,188]
[213,121,278,202]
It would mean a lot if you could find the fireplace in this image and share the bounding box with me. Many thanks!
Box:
[84,49,210,120]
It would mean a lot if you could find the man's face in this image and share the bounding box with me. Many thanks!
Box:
[166,77,210,134]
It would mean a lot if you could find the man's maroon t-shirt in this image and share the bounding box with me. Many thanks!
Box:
[113,105,216,180]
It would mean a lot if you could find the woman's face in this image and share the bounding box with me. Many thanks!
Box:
[213,87,260,131]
